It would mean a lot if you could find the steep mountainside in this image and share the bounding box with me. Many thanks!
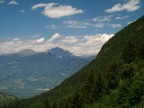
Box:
[2,15,144,108]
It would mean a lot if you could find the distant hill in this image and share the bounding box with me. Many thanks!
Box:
[0,47,91,98]
[3,15,144,108]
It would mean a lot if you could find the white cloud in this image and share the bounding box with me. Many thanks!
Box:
[63,20,93,29]
[35,38,45,43]
[0,33,113,56]
[31,34,41,38]
[109,24,122,28]
[65,25,87,29]
[61,36,78,44]
[92,15,112,22]
[12,38,21,41]
[91,16,112,28]
[0,0,4,4]
[95,23,104,28]
[32,3,84,18]
[46,33,114,56]
[115,15,129,20]
[9,0,19,5]
[63,20,79,25]
[127,20,136,24]
[62,16,122,29]
[105,0,140,13]
[48,33,61,42]
[45,25,61,29]
[32,3,47,10]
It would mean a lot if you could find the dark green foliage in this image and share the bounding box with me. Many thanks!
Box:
[122,41,136,63]
[117,74,144,107]
[138,41,144,59]
[51,101,57,108]
[81,71,95,103]
[121,63,138,79]
[44,99,51,108]
[107,63,119,89]
[57,97,71,108]
[71,91,83,108]
[94,73,107,99]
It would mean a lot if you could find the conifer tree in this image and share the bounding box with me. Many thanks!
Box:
[122,40,136,63]
[71,91,83,108]
[44,99,51,108]
[107,63,119,89]
[94,73,106,100]
[51,101,57,108]
[81,71,95,103]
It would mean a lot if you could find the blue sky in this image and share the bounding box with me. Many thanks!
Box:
[0,0,144,56]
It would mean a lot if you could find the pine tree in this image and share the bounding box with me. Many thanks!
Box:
[93,73,106,100]
[121,63,138,79]
[107,63,119,89]
[122,40,136,63]
[71,91,83,108]
[44,99,51,108]
[51,101,57,108]
[81,71,95,103]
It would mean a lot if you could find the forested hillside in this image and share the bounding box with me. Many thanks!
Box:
[2,15,144,108]
[0,92,17,108]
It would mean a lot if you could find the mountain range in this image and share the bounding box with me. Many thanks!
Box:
[0,47,93,98]
[2,15,144,108]
[1,15,144,108]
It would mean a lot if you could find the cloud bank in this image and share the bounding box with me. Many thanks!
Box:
[0,33,113,56]
[105,0,140,13]
[32,3,84,18]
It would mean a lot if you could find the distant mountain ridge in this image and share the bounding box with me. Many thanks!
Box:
[0,47,92,98]
[47,47,75,60]
[17,49,37,56]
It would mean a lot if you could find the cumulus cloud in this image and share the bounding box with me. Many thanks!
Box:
[32,3,84,18]
[66,25,87,29]
[9,0,19,5]
[35,38,45,43]
[45,15,121,29]
[105,0,140,13]
[92,15,112,22]
[45,25,61,29]
[95,23,104,28]
[63,20,93,29]
[0,33,113,56]
[115,15,129,20]
[32,3,47,10]
[91,15,113,28]
[109,24,122,28]
[48,33,61,42]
